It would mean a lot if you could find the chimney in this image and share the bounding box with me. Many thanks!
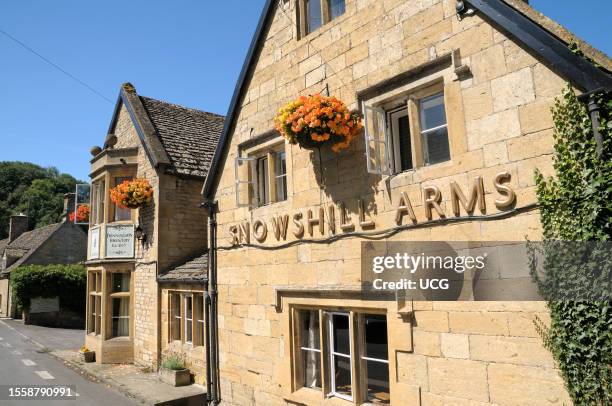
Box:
[63,193,77,223]
[9,214,28,243]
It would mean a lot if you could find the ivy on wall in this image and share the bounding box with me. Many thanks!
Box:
[533,85,611,405]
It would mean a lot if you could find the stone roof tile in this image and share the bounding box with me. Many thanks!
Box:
[139,97,224,178]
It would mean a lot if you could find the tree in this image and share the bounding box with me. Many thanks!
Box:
[0,162,83,239]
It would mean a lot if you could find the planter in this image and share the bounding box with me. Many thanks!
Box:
[274,94,363,153]
[159,368,191,387]
[79,350,95,363]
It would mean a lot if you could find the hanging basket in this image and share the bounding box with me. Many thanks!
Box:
[274,94,363,153]
[110,179,153,210]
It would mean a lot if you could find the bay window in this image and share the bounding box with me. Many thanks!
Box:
[87,271,102,335]
[294,309,389,403]
[113,176,132,222]
[110,272,130,338]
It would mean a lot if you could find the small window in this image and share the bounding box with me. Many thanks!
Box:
[364,88,451,175]
[235,145,288,209]
[300,310,322,389]
[111,297,129,338]
[299,0,345,37]
[184,295,193,344]
[87,272,102,335]
[419,93,450,165]
[256,157,269,207]
[275,151,288,202]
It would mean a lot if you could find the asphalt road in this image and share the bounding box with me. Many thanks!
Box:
[0,320,138,406]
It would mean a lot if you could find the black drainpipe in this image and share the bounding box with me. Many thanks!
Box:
[578,89,609,158]
[201,199,220,405]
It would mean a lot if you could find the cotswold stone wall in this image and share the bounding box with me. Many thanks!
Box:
[212,0,571,405]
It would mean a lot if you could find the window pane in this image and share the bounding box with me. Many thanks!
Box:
[185,296,193,320]
[333,355,352,398]
[397,114,412,171]
[257,157,269,206]
[171,294,181,340]
[332,313,350,355]
[302,349,322,388]
[366,360,390,404]
[112,297,129,337]
[423,127,450,165]
[306,0,322,34]
[328,0,346,20]
[185,296,193,343]
[114,177,132,222]
[420,93,446,130]
[275,152,287,202]
[300,310,320,349]
[112,273,130,293]
[364,315,388,360]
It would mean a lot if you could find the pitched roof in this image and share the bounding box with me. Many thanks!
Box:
[201,0,612,200]
[108,84,224,179]
[140,97,224,178]
[0,223,63,276]
[158,253,208,283]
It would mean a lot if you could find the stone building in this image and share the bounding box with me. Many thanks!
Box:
[83,83,223,382]
[0,197,88,318]
[199,0,611,405]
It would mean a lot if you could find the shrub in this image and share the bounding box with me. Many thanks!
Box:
[162,354,186,371]
[11,264,86,313]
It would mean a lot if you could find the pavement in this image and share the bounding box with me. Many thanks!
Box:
[0,319,206,406]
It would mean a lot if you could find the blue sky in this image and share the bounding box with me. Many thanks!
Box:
[0,0,610,181]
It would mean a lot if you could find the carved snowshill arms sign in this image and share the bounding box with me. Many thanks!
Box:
[229,171,516,245]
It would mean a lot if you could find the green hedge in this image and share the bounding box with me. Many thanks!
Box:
[11,264,86,313]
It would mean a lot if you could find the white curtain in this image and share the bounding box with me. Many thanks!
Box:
[304,311,319,388]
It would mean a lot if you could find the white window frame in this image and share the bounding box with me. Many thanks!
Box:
[327,312,353,402]
[419,92,450,166]
[363,103,391,176]
[234,156,257,208]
